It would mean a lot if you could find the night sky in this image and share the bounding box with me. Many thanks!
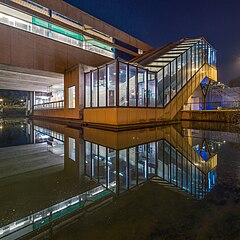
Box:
[65,0,240,84]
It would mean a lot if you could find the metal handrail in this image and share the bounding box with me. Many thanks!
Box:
[34,100,64,110]
[183,101,240,110]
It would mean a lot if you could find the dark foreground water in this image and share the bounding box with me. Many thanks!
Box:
[0,119,240,240]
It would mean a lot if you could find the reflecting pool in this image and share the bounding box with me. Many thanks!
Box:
[0,119,240,239]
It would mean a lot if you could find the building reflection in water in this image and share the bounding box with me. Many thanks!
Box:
[0,121,218,239]
[84,139,216,199]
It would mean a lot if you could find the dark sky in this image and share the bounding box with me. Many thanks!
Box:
[65,0,240,84]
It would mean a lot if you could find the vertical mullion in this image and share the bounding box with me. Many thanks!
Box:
[199,41,201,69]
[169,146,172,183]
[97,68,99,107]
[136,147,138,186]
[169,62,172,100]
[127,63,129,107]
[106,65,108,107]
[90,143,92,179]
[84,73,86,108]
[155,142,158,175]
[181,155,183,188]
[176,58,178,92]
[146,70,149,107]
[175,57,178,93]
[186,158,189,192]
[146,144,149,180]
[97,145,100,183]
[181,53,183,88]
[90,71,92,108]
[116,151,120,195]
[194,44,196,74]
[155,72,157,108]
[163,141,165,179]
[106,148,108,188]
[127,148,130,190]
[194,166,197,198]
[176,150,178,186]
[190,163,193,195]
[116,60,119,107]
[206,43,209,64]
[162,68,164,107]
[136,67,138,107]
[84,141,86,175]
[189,47,192,80]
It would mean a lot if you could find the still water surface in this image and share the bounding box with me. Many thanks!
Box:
[0,119,240,239]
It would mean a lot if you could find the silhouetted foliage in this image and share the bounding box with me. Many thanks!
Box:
[228,77,240,87]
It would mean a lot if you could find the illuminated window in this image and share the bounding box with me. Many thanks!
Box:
[107,63,116,106]
[119,62,128,106]
[68,86,75,108]
[85,73,91,107]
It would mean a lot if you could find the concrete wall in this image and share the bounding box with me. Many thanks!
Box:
[33,108,65,118]
[0,24,111,73]
[64,65,81,119]
[181,110,240,123]
[1,0,152,55]
[30,0,152,52]
[84,64,217,126]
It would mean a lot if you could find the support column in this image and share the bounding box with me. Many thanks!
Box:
[29,91,35,115]
[64,64,86,120]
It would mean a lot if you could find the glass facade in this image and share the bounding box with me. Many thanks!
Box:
[84,139,210,198]
[84,38,217,108]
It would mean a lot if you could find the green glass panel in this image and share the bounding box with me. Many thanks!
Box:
[51,24,83,41]
[33,217,50,229]
[32,17,49,29]
[32,17,83,41]
[87,190,111,201]
[86,40,113,52]
[52,202,84,221]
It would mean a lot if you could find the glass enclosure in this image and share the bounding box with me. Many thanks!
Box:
[84,38,217,108]
[84,139,211,198]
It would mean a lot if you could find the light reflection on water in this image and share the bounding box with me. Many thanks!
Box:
[0,119,239,239]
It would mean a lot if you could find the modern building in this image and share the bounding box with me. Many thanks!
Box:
[0,0,217,127]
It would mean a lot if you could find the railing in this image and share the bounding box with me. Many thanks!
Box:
[0,186,112,240]
[34,100,64,110]
[183,101,240,110]
[84,38,217,109]
[34,126,64,142]
[0,7,115,59]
